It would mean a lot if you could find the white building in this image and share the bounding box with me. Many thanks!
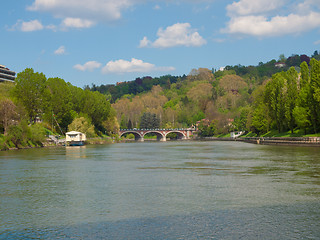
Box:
[0,65,16,82]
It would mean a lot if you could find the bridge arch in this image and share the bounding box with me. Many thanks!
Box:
[165,131,187,140]
[120,131,144,142]
[143,131,166,142]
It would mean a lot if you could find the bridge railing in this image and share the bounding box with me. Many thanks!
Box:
[120,128,196,131]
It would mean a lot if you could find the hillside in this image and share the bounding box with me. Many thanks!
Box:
[89,51,320,136]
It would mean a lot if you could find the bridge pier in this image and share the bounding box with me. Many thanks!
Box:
[136,136,144,142]
[158,136,166,142]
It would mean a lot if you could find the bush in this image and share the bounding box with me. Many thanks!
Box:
[6,125,23,147]
[30,124,46,146]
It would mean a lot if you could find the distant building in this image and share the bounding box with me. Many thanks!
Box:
[0,65,16,83]
[275,62,286,68]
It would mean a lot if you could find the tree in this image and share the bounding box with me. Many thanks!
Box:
[309,58,320,132]
[265,72,286,132]
[300,61,310,89]
[128,119,133,129]
[0,98,18,135]
[285,67,298,133]
[13,68,49,123]
[46,77,74,132]
[251,103,270,135]
[82,90,111,132]
[68,117,95,137]
[140,112,160,129]
[293,106,310,135]
[103,107,120,135]
[198,120,216,137]
[278,54,286,62]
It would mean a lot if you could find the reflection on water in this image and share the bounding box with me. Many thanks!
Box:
[0,141,320,239]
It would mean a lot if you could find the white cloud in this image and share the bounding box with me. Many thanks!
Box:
[73,61,102,71]
[223,0,320,37]
[10,19,44,32]
[61,18,95,29]
[314,39,320,45]
[54,46,66,55]
[102,58,175,74]
[227,0,286,16]
[28,0,133,23]
[140,23,206,48]
[223,12,320,37]
[139,36,151,48]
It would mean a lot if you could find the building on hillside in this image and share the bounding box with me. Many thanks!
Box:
[66,131,86,146]
[275,62,286,68]
[0,65,16,83]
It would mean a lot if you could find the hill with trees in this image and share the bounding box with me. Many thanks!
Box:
[88,50,320,137]
[1,50,320,150]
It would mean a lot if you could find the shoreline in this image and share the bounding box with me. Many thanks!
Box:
[2,136,320,151]
[198,136,320,146]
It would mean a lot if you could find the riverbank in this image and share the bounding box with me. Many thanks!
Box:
[239,136,320,146]
[198,136,320,146]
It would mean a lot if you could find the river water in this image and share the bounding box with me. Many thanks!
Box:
[0,141,320,239]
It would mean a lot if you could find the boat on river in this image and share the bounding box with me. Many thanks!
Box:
[66,131,86,146]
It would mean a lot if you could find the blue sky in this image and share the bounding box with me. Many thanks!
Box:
[1,0,320,87]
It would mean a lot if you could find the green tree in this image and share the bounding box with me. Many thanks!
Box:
[68,117,96,137]
[140,112,160,129]
[198,120,216,137]
[46,77,74,132]
[285,67,298,133]
[13,68,49,123]
[29,124,46,146]
[251,103,270,135]
[265,72,286,132]
[309,59,320,132]
[293,106,310,134]
[82,90,111,132]
[300,61,310,89]
[6,124,23,147]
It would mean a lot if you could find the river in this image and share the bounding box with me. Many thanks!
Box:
[0,141,320,239]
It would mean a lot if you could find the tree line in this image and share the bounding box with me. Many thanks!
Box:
[0,68,117,150]
[1,51,320,150]
[110,54,320,137]
[251,59,320,135]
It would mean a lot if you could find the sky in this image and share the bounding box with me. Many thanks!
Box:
[1,0,320,88]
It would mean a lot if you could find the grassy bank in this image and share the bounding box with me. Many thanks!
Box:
[241,129,320,138]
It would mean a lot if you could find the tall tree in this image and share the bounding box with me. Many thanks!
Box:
[285,67,298,133]
[13,68,49,123]
[309,59,320,132]
[265,72,286,132]
[46,77,74,132]
[140,112,160,129]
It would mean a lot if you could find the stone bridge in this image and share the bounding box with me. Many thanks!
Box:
[119,128,196,142]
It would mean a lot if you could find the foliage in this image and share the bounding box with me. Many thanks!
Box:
[45,77,74,132]
[13,68,49,123]
[140,112,160,129]
[197,120,216,137]
[0,98,18,134]
[6,124,23,147]
[29,124,46,146]
[11,68,114,137]
[68,117,96,137]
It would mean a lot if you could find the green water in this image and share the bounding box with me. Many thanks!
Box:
[1,141,320,239]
